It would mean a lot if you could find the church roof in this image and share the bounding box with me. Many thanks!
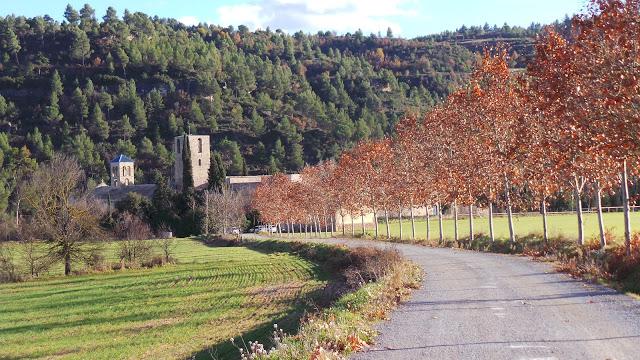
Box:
[110,154,134,163]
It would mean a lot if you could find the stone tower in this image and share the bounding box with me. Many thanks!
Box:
[110,154,135,187]
[174,135,211,190]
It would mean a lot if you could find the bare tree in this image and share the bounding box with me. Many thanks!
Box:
[19,224,53,277]
[21,155,104,275]
[114,213,152,267]
[204,187,248,235]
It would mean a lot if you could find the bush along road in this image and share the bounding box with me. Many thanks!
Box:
[275,237,640,360]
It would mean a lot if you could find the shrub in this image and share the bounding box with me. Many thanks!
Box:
[0,245,24,283]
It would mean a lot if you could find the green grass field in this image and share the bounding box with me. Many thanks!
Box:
[0,239,327,359]
[335,212,640,242]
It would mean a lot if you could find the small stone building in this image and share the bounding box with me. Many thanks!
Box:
[173,135,211,190]
[110,154,135,187]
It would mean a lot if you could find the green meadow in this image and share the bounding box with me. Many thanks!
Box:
[337,212,640,242]
[0,239,327,359]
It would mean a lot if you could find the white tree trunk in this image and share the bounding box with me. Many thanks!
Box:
[373,208,379,239]
[410,204,416,240]
[453,201,459,244]
[574,185,584,246]
[385,208,390,239]
[505,177,515,244]
[468,204,474,244]
[541,199,548,244]
[398,207,403,241]
[622,160,632,256]
[330,215,335,236]
[437,203,444,244]
[595,181,606,249]
[351,215,355,237]
[488,202,495,242]
[426,206,431,242]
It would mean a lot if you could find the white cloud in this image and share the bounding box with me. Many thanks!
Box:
[214,0,417,35]
[178,16,201,26]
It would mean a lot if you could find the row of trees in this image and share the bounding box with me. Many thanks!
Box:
[253,0,640,256]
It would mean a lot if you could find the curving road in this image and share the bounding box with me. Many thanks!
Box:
[289,237,640,360]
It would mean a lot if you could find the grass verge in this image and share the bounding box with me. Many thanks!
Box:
[222,238,422,360]
[342,230,640,297]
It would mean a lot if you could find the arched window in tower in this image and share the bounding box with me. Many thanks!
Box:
[198,159,202,167]
[198,138,203,153]
[122,167,125,176]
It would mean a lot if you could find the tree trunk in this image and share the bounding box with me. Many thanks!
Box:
[64,252,71,276]
[505,176,515,244]
[410,204,416,240]
[426,206,431,242]
[468,204,474,245]
[204,191,209,235]
[385,208,390,239]
[622,160,632,256]
[399,207,403,241]
[541,199,548,244]
[15,199,20,227]
[437,203,444,244]
[453,201,459,244]
[574,186,584,246]
[373,208,379,239]
[488,202,495,242]
[341,214,345,236]
[361,211,366,236]
[351,215,355,237]
[595,181,606,249]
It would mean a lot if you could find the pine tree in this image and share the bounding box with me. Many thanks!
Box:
[89,103,109,141]
[2,27,21,64]
[190,99,205,124]
[51,70,63,96]
[150,171,176,231]
[72,87,88,124]
[70,28,91,66]
[132,98,148,132]
[120,114,134,139]
[207,151,226,192]
[272,138,286,168]
[287,142,304,171]
[268,155,279,174]
[250,108,264,134]
[64,4,80,25]
[46,91,63,123]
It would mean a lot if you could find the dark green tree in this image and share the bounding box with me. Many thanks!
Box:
[120,114,134,139]
[89,103,109,141]
[72,87,88,124]
[2,27,21,64]
[64,4,80,25]
[70,28,91,66]
[287,142,304,171]
[207,151,226,192]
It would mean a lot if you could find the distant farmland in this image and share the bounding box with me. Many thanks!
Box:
[0,239,327,359]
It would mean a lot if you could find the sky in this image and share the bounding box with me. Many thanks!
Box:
[1,0,587,38]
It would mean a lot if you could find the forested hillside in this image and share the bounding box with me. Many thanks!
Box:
[0,4,552,212]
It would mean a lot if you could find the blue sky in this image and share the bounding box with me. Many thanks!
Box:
[2,0,587,38]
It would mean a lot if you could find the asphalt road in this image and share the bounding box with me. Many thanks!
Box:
[287,237,640,360]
